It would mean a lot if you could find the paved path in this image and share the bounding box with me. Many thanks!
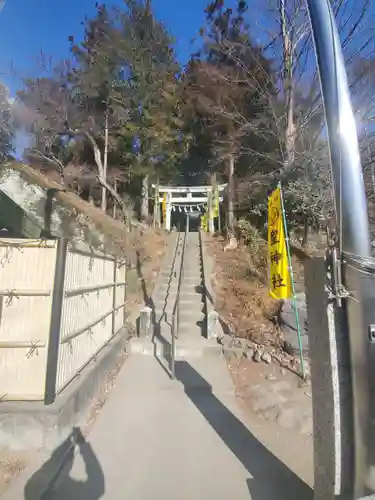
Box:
[39,232,313,500]
[44,354,313,500]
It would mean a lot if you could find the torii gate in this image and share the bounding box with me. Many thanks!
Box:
[152,184,227,233]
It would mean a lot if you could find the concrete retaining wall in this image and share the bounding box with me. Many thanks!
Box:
[305,257,353,499]
[200,230,224,340]
[0,329,128,452]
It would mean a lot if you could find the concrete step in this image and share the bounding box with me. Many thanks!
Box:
[158,269,177,277]
[179,309,205,320]
[130,336,222,359]
[155,280,175,289]
[158,281,203,289]
[183,252,201,259]
[155,297,204,308]
[185,252,201,258]
[181,275,202,282]
[183,271,202,278]
[153,302,204,315]
[157,286,204,298]
[179,293,204,303]
[153,305,205,321]
[157,323,204,339]
[159,264,202,277]
[153,297,204,308]
[177,323,205,337]
[153,294,204,305]
[184,258,202,265]
[181,275,203,281]
[158,280,204,295]
[153,296,203,308]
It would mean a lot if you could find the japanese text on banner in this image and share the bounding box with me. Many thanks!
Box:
[201,212,208,232]
[268,187,292,299]
[213,186,219,218]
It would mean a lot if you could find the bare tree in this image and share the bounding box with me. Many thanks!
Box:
[16,61,130,221]
[250,0,374,168]
[192,0,375,238]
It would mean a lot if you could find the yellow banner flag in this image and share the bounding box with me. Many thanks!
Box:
[268,187,292,299]
[213,186,219,218]
[162,193,167,219]
[201,212,208,232]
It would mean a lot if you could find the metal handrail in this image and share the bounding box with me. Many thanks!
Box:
[171,216,189,379]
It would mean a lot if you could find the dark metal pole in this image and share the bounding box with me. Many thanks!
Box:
[123,260,127,326]
[171,315,176,380]
[306,0,374,497]
[306,2,370,254]
[44,238,68,405]
[40,188,66,239]
[112,257,117,337]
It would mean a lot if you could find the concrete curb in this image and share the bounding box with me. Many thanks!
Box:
[199,230,224,339]
[0,331,128,452]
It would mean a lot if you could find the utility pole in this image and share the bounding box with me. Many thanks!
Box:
[306,0,375,498]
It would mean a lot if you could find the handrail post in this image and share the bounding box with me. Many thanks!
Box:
[306,0,374,497]
[44,238,68,405]
[171,315,176,379]
[170,215,189,379]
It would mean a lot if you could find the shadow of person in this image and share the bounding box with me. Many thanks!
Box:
[24,427,105,500]
[175,361,313,500]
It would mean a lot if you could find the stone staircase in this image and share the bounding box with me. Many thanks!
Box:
[131,231,221,359]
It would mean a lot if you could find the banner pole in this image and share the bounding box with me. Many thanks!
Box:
[278,182,306,379]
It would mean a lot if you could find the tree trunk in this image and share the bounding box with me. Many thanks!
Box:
[210,173,217,234]
[280,0,296,170]
[101,110,109,212]
[83,131,128,225]
[113,179,117,219]
[227,153,235,238]
[141,174,149,220]
[285,88,295,166]
[302,220,309,247]
[153,182,160,228]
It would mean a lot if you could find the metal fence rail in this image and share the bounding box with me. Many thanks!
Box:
[171,216,189,379]
[52,242,126,401]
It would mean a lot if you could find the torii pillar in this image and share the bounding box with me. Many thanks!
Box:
[165,192,172,231]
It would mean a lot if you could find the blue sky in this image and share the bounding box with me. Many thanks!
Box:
[0,0,214,156]
[1,0,372,156]
[0,0,211,96]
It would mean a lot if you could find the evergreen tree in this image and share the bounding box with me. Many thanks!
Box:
[184,0,275,235]
[0,83,17,162]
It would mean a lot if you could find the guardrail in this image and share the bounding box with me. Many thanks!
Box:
[170,216,189,379]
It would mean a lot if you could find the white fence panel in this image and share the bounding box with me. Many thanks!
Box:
[0,239,57,399]
[114,263,126,333]
[56,247,123,392]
